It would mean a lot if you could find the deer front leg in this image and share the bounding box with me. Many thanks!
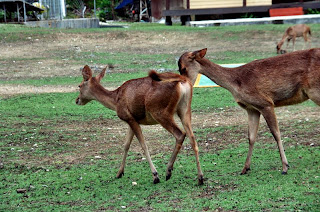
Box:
[129,121,160,184]
[303,33,311,50]
[292,37,296,52]
[241,109,260,175]
[261,107,289,174]
[116,127,134,178]
[286,38,290,50]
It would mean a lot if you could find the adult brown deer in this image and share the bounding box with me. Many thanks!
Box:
[276,24,311,54]
[178,48,320,175]
[76,65,204,185]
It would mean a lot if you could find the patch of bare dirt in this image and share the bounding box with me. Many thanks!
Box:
[0,84,76,97]
[0,29,282,81]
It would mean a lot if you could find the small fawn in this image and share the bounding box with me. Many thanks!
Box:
[76,65,204,185]
[276,24,311,54]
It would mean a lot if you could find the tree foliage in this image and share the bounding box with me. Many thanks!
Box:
[66,0,120,20]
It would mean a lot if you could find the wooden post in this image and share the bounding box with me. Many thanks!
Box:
[3,4,6,23]
[23,0,27,22]
[17,3,20,22]
[94,0,96,18]
[243,0,246,7]
[165,0,172,25]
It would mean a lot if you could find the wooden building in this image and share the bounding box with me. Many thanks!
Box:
[150,0,320,25]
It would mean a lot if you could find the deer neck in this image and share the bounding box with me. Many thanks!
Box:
[279,39,285,46]
[198,58,237,91]
[92,83,118,111]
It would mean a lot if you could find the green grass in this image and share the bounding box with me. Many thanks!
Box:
[0,71,148,87]
[1,88,319,211]
[0,92,117,121]
[1,143,319,211]
[1,23,319,211]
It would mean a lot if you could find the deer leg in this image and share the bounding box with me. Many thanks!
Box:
[128,121,160,184]
[302,34,307,50]
[151,114,186,182]
[308,89,320,106]
[303,33,311,49]
[241,109,261,175]
[165,123,185,181]
[286,38,290,50]
[261,107,289,174]
[179,109,204,185]
[116,127,134,178]
[292,37,296,52]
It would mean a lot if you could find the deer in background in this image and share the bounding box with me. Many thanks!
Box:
[178,48,320,175]
[76,65,204,185]
[276,24,311,54]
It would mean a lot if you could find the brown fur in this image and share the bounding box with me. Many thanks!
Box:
[276,24,311,54]
[178,48,320,175]
[76,65,204,185]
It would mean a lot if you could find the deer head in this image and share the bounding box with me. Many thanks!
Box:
[276,42,287,54]
[178,48,207,84]
[76,65,106,105]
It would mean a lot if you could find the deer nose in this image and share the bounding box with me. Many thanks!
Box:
[76,98,80,105]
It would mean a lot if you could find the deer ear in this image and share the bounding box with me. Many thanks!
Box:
[82,65,92,81]
[192,48,207,60]
[96,66,106,82]
[197,48,207,58]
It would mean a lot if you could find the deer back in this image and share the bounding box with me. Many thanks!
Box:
[115,72,192,124]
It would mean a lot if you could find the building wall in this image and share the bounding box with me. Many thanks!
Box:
[247,0,272,6]
[151,0,185,19]
[190,0,271,9]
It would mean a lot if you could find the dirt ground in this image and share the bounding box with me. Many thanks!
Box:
[0,27,316,94]
[1,27,319,166]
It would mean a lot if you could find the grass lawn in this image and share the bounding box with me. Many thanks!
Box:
[0,23,319,211]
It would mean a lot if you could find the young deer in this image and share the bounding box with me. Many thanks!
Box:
[276,24,311,54]
[76,65,204,185]
[178,48,320,175]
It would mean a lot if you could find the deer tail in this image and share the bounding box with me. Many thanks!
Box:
[149,70,162,81]
[149,70,185,82]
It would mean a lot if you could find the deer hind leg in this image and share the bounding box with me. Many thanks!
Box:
[303,33,311,49]
[302,34,307,50]
[178,107,204,185]
[116,127,134,178]
[261,107,289,174]
[128,121,160,184]
[151,113,186,182]
[241,109,261,175]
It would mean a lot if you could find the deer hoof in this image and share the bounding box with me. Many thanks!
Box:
[198,175,204,186]
[281,171,288,175]
[240,167,250,175]
[116,172,124,179]
[166,174,172,181]
[153,177,160,184]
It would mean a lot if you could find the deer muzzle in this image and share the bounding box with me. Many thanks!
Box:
[76,97,81,105]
